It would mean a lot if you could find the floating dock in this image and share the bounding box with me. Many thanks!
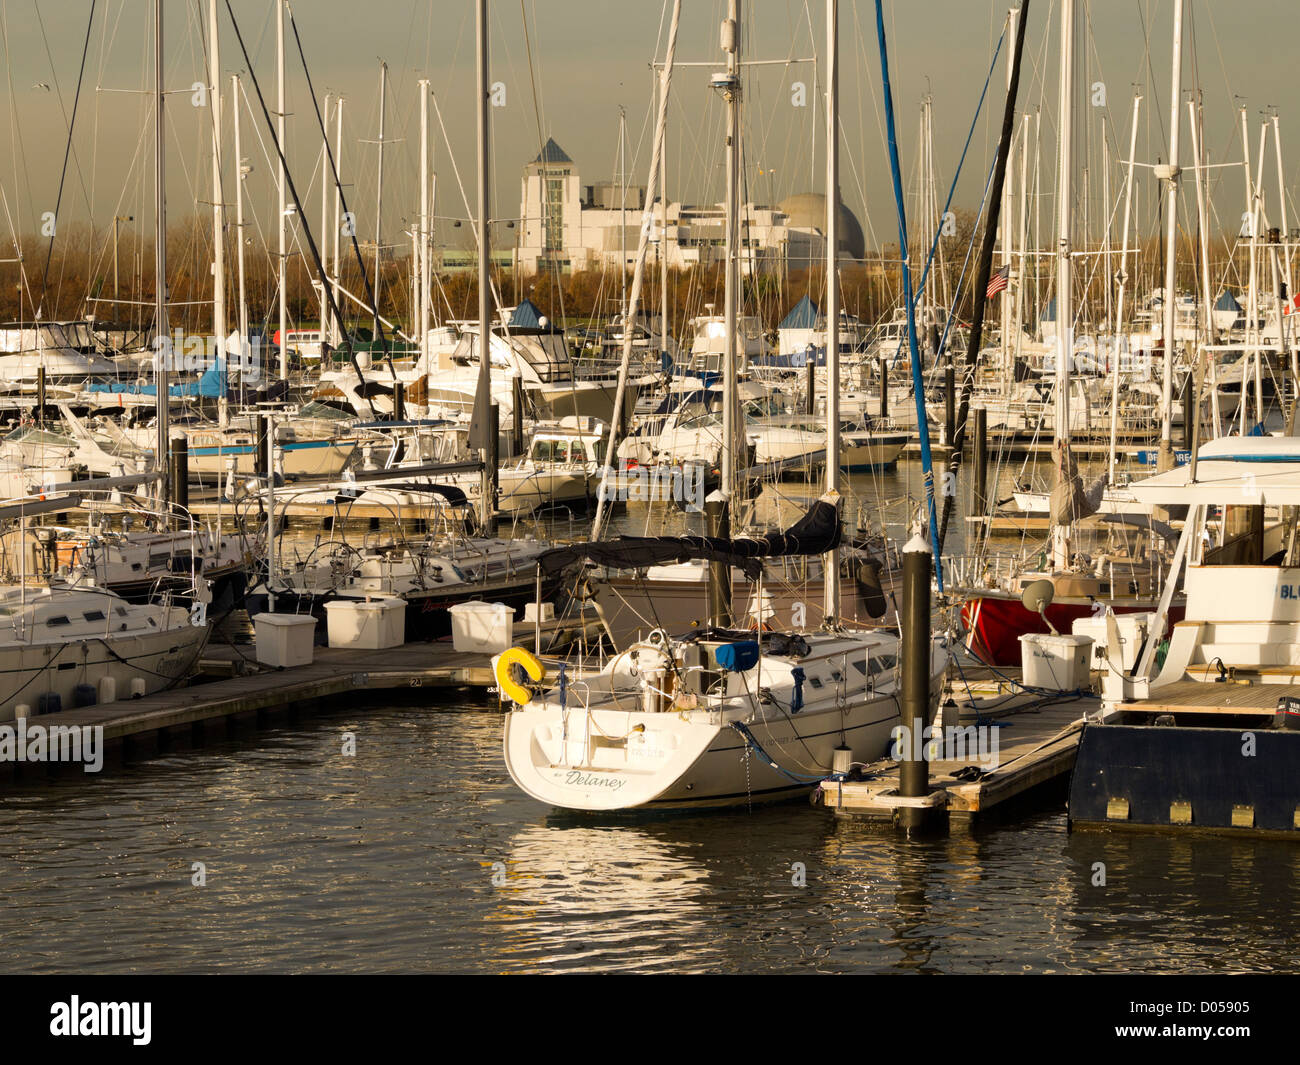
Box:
[814,676,1092,826]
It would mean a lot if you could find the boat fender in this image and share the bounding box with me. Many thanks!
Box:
[494,647,546,706]
[790,667,805,714]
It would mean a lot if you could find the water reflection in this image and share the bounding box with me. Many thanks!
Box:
[2,704,1299,973]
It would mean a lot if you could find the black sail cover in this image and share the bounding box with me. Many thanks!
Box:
[538,493,842,579]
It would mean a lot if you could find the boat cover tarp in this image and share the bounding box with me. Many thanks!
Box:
[88,361,227,398]
[537,494,841,578]
[510,299,545,328]
[1215,290,1242,312]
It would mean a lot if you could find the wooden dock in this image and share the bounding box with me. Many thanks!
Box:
[0,640,513,786]
[814,684,1092,826]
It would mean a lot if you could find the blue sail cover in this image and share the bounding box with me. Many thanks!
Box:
[510,299,545,328]
[1215,290,1242,312]
[779,294,821,330]
[88,361,228,398]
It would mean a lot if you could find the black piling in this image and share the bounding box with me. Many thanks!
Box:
[170,439,189,513]
[973,406,988,516]
[899,539,934,834]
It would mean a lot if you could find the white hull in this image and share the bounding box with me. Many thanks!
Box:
[0,606,208,718]
[503,634,947,811]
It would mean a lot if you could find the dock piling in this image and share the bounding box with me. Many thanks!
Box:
[900,536,935,833]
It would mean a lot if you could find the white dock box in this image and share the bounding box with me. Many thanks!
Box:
[448,601,514,654]
[1070,612,1153,673]
[324,597,406,649]
[251,612,318,668]
[1019,632,1093,692]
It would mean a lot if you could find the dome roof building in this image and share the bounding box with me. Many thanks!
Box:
[777,193,866,262]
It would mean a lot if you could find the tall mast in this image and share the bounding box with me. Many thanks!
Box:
[332,96,343,348]
[999,5,1019,378]
[373,61,388,346]
[1157,0,1184,467]
[1110,93,1142,486]
[619,105,627,317]
[207,0,226,425]
[722,0,743,507]
[823,0,841,623]
[721,0,741,505]
[276,0,287,382]
[232,73,249,400]
[319,92,331,349]
[1050,0,1074,569]
[472,0,496,530]
[154,0,169,507]
[419,79,430,367]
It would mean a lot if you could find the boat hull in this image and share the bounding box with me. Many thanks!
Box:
[961,592,1179,666]
[503,689,911,811]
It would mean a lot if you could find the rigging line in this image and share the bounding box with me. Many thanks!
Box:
[282,7,393,411]
[873,0,941,586]
[34,0,97,319]
[224,0,375,417]
[907,27,1006,333]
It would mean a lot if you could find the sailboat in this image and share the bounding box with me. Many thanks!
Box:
[501,0,948,812]
[957,0,1184,664]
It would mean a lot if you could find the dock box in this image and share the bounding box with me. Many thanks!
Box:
[251,612,318,668]
[1019,632,1093,692]
[448,601,514,654]
[324,597,406,650]
[1070,612,1153,673]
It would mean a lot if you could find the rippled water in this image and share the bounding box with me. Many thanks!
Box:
[3,698,1299,974]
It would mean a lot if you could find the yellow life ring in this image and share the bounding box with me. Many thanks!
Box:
[495,647,547,705]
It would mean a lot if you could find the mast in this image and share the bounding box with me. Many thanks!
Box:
[660,67,669,366]
[1110,93,1141,487]
[320,92,331,349]
[276,0,287,382]
[419,80,430,367]
[332,96,343,348]
[373,61,388,347]
[207,0,226,426]
[721,0,741,505]
[619,105,627,317]
[154,0,169,507]
[823,0,840,624]
[232,73,249,403]
[1050,0,1074,569]
[1156,0,1184,469]
[470,0,496,531]
[590,0,681,543]
[999,5,1019,379]
[1274,112,1293,300]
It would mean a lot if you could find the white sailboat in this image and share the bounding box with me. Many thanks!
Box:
[502,0,949,812]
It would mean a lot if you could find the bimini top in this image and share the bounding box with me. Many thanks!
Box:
[1131,436,1300,506]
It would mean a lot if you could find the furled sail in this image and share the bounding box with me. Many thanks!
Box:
[537,493,841,579]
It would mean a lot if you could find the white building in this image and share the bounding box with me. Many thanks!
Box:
[517,138,862,277]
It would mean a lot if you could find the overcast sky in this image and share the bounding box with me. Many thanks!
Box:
[0,1,1291,260]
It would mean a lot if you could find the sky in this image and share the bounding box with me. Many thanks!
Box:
[0,0,1293,268]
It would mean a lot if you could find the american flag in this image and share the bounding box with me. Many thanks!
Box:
[985,264,1010,299]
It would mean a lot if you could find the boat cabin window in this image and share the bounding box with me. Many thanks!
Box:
[46,616,70,626]
[84,610,105,622]
[531,439,568,463]
[569,442,587,463]
[1201,505,1266,566]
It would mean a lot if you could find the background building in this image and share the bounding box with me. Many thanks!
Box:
[517,138,863,276]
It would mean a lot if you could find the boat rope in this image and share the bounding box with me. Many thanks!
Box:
[727,722,828,785]
[35,0,97,319]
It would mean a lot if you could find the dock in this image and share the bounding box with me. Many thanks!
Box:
[814,676,1093,826]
